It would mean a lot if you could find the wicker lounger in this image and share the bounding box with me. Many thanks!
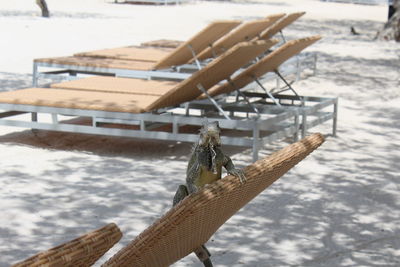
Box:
[206,35,322,98]
[102,133,325,266]
[259,12,306,40]
[12,223,122,267]
[72,20,242,70]
[1,41,274,114]
[195,13,285,61]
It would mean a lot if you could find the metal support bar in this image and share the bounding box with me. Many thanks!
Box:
[187,44,202,70]
[279,30,287,43]
[253,77,282,107]
[197,84,231,120]
[333,98,338,137]
[274,71,301,99]
[227,78,261,117]
[32,62,38,87]
[252,121,260,162]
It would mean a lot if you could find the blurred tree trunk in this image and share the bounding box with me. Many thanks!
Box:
[377,0,400,41]
[36,0,50,18]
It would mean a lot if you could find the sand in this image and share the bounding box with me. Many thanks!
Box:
[0,0,399,266]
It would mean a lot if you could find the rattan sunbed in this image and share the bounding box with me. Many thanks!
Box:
[102,133,325,266]
[72,20,242,70]
[11,223,122,267]
[193,35,338,140]
[258,12,306,41]
[194,13,285,61]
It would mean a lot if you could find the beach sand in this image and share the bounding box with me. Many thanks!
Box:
[0,0,399,266]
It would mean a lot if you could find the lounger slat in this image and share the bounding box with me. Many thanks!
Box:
[141,39,184,48]
[35,56,154,71]
[152,20,241,69]
[103,133,325,267]
[74,46,173,63]
[260,12,306,40]
[148,39,278,111]
[51,76,178,96]
[196,14,285,60]
[12,223,122,267]
[0,88,160,113]
[208,35,321,97]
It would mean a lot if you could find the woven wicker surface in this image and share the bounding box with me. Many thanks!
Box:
[207,35,321,97]
[51,76,178,96]
[12,223,122,267]
[102,133,325,267]
[74,46,173,62]
[152,20,241,70]
[147,39,278,111]
[196,14,285,61]
[141,39,185,48]
[260,12,306,40]
[0,88,160,113]
[34,56,154,71]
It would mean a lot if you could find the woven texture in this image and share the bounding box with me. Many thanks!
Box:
[74,46,173,62]
[148,40,278,111]
[260,12,306,40]
[196,14,285,60]
[141,39,184,48]
[12,223,122,267]
[103,133,325,267]
[51,76,178,96]
[34,56,154,71]
[0,88,159,113]
[152,20,241,69]
[207,35,321,98]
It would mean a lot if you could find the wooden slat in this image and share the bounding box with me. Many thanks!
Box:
[207,35,321,98]
[148,39,278,111]
[51,76,178,96]
[260,12,306,40]
[196,14,285,60]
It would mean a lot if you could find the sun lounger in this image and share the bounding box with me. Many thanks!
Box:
[102,133,325,266]
[206,35,322,98]
[259,12,306,41]
[11,223,122,267]
[192,35,338,140]
[194,13,285,61]
[73,20,242,70]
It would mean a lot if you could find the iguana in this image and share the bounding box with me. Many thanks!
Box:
[172,121,245,267]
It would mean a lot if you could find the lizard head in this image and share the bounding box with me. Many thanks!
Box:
[198,121,221,147]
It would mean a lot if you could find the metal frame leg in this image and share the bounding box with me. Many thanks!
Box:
[333,98,338,137]
[252,121,260,162]
[32,62,38,87]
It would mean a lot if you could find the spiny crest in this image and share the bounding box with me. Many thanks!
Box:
[200,121,221,136]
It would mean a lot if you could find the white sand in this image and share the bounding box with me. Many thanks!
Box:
[0,0,399,266]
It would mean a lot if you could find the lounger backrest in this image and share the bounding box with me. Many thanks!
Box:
[152,20,241,70]
[196,14,285,61]
[259,12,306,40]
[208,35,321,97]
[102,133,325,266]
[12,223,122,267]
[147,39,278,111]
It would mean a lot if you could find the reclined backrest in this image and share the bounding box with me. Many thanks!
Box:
[102,133,325,266]
[12,223,122,267]
[195,14,285,61]
[152,20,242,70]
[259,12,306,40]
[207,35,321,98]
[147,39,278,111]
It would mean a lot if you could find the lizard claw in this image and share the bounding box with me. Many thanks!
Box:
[229,169,246,184]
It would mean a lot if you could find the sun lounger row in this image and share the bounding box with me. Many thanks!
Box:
[0,36,337,161]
